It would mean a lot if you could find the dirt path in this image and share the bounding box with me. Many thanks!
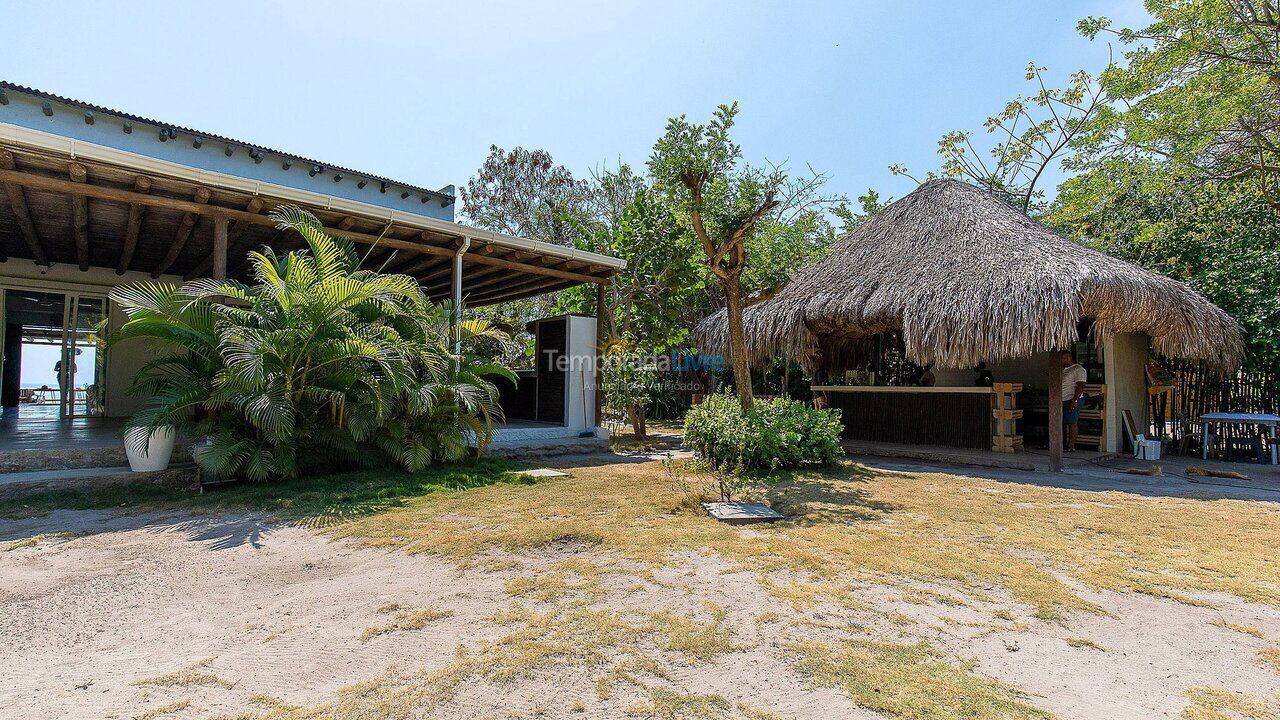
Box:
[2,505,1278,719]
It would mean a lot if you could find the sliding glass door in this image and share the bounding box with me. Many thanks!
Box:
[58,294,107,419]
[1,289,107,421]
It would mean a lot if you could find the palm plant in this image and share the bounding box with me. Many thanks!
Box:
[110,206,515,481]
[371,301,516,468]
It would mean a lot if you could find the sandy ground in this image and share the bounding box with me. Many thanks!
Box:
[2,482,1279,719]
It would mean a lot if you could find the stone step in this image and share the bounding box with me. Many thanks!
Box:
[0,439,195,474]
[0,463,198,495]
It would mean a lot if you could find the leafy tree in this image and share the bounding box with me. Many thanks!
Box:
[1045,3,1280,367]
[558,165,700,437]
[831,189,890,234]
[568,166,701,349]
[1049,162,1280,367]
[461,145,605,360]
[648,103,785,409]
[459,145,597,246]
[1079,1,1280,208]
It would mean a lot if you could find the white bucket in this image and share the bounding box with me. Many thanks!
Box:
[124,426,176,472]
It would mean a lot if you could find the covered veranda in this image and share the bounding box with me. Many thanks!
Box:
[0,82,622,460]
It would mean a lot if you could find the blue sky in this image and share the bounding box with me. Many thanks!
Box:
[2,1,1150,209]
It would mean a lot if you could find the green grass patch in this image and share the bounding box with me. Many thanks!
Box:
[0,458,520,524]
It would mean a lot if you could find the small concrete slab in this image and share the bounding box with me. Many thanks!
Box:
[702,501,784,525]
[507,468,571,479]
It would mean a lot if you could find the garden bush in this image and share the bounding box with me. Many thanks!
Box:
[110,206,514,482]
[682,393,843,473]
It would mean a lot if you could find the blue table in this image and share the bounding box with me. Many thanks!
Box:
[1200,412,1280,464]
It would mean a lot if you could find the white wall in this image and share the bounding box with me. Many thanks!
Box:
[1103,332,1149,453]
[563,314,599,432]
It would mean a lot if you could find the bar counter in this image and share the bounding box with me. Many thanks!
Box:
[812,385,995,449]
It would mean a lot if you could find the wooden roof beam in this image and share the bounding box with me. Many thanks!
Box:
[153,186,211,278]
[463,277,576,306]
[463,251,605,285]
[395,253,450,276]
[463,273,576,302]
[68,163,90,271]
[117,175,152,275]
[420,263,524,296]
[0,150,40,264]
[386,230,453,272]
[0,168,612,284]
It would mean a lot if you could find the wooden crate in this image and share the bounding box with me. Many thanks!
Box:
[991,383,1024,453]
[1074,383,1107,451]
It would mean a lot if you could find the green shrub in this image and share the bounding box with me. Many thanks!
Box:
[683,393,844,472]
[110,206,515,482]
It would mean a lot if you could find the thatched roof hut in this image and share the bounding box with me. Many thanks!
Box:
[697,178,1243,373]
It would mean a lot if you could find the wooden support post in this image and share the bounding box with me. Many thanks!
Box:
[1048,353,1064,472]
[212,214,228,280]
[191,197,265,279]
[117,175,152,275]
[0,150,39,264]
[595,281,606,429]
[68,163,90,270]
[154,186,210,277]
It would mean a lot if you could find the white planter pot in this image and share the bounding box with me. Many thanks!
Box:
[124,426,175,472]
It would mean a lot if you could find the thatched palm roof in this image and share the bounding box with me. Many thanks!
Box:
[696,178,1243,372]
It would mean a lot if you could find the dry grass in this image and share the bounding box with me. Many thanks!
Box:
[335,459,1280,620]
[1181,687,1280,719]
[360,606,453,642]
[628,688,782,720]
[1064,637,1106,651]
[1259,646,1280,674]
[136,700,191,719]
[3,531,76,551]
[242,602,660,719]
[135,659,236,690]
[1212,618,1266,638]
[61,456,1280,720]
[631,687,735,719]
[279,456,1280,717]
[792,639,1052,720]
[504,557,606,602]
[648,602,734,660]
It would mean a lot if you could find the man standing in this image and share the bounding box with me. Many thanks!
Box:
[1060,350,1088,452]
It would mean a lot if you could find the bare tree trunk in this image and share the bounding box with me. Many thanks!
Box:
[721,273,754,410]
[628,403,648,439]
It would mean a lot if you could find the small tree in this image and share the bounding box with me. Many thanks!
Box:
[649,103,783,409]
[561,166,699,438]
